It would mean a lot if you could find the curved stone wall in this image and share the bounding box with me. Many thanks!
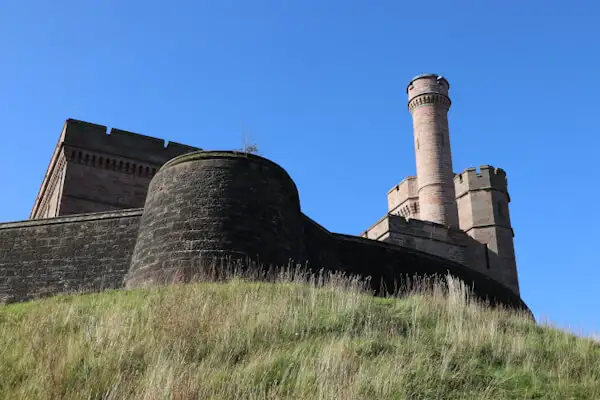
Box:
[126,151,306,288]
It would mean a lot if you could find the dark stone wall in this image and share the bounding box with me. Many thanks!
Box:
[0,203,527,310]
[299,214,525,308]
[301,215,341,269]
[126,152,307,287]
[0,210,142,303]
[333,234,526,309]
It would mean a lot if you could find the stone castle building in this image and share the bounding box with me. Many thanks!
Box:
[0,74,524,309]
[362,74,519,294]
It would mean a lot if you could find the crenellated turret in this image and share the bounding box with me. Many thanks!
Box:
[454,165,519,294]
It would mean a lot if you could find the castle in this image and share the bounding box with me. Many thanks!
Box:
[0,74,525,309]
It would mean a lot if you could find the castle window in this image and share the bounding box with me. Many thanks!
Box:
[84,154,89,164]
[151,168,156,175]
[139,165,143,175]
[99,157,103,167]
[145,166,150,176]
[119,161,123,171]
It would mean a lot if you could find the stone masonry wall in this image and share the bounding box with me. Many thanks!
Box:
[127,152,307,287]
[363,214,492,278]
[58,151,156,215]
[387,176,419,219]
[333,233,525,309]
[31,119,200,219]
[0,210,142,303]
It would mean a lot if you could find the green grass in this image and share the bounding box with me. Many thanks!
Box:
[0,274,598,399]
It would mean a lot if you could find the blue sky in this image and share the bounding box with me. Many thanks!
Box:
[1,1,599,336]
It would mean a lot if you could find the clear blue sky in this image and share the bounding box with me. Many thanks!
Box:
[1,1,599,337]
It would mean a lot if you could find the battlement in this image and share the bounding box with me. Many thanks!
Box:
[406,74,450,110]
[387,176,418,215]
[454,165,509,198]
[363,213,469,246]
[60,119,200,165]
[406,73,450,93]
[387,213,470,244]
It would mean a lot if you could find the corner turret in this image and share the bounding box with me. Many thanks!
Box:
[454,165,519,293]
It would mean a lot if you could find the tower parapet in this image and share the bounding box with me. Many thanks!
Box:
[387,176,419,219]
[454,165,512,231]
[407,74,459,228]
[455,165,508,196]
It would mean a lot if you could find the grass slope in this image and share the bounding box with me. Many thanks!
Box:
[0,276,598,399]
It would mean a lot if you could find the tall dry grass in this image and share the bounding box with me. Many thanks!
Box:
[0,268,598,399]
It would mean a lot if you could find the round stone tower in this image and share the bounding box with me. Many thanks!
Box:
[125,151,306,288]
[407,73,459,228]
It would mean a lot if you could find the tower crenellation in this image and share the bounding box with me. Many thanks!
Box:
[387,176,419,219]
[455,165,509,197]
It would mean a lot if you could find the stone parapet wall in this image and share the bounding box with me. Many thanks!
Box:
[454,165,509,199]
[0,209,142,303]
[362,214,502,286]
[0,205,524,309]
[60,119,199,165]
[387,176,419,218]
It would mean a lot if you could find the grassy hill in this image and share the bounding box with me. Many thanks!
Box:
[0,273,598,399]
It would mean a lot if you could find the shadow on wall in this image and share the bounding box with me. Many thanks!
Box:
[302,215,527,311]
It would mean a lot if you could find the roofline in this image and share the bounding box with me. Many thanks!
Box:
[406,73,450,93]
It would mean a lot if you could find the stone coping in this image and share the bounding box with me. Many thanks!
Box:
[0,209,143,230]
